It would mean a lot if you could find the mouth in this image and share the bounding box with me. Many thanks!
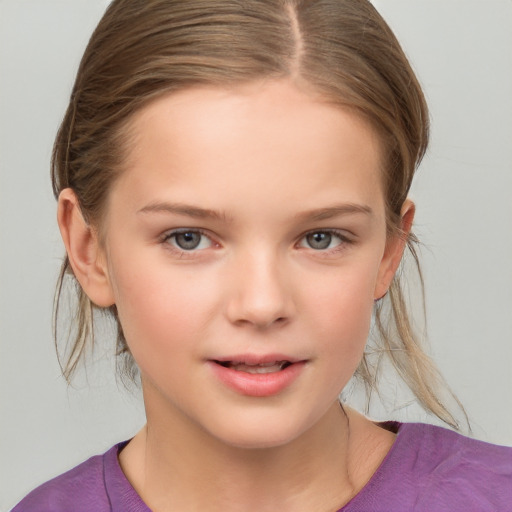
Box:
[213,360,293,374]
[208,356,306,397]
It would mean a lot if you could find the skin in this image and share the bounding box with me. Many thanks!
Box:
[58,80,414,511]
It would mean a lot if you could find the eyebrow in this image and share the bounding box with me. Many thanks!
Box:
[137,201,372,222]
[294,203,373,221]
[137,201,230,222]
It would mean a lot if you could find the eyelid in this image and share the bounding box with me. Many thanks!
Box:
[158,227,354,256]
[296,228,355,252]
[160,228,218,253]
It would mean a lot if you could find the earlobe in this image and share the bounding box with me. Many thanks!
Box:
[374,199,415,301]
[57,188,115,307]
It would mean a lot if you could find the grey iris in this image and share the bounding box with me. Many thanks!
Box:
[306,232,331,250]
[176,232,201,250]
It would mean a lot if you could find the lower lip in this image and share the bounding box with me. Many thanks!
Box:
[207,361,306,397]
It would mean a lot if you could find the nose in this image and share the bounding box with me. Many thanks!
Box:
[225,249,294,329]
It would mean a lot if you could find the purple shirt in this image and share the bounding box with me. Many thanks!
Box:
[13,423,512,511]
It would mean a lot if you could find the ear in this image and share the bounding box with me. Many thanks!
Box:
[57,188,115,307]
[374,199,415,301]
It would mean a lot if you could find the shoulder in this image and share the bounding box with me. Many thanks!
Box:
[409,423,512,509]
[387,423,512,510]
[11,443,121,512]
[399,422,512,474]
[344,422,512,512]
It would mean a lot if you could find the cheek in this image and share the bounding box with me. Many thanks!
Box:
[303,261,378,361]
[107,252,220,362]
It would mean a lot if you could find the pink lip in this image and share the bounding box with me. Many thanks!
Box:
[207,355,307,397]
[213,353,303,365]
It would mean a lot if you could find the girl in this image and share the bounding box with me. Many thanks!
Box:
[11,0,512,510]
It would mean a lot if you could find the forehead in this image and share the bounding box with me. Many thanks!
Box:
[114,80,385,219]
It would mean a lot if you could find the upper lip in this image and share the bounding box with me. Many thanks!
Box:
[210,354,305,365]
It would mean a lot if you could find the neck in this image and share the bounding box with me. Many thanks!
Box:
[119,392,393,511]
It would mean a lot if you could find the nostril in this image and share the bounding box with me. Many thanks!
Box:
[264,316,288,328]
[239,315,288,329]
[225,283,292,327]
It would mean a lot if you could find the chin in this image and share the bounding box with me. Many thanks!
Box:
[220,433,301,451]
[206,413,312,451]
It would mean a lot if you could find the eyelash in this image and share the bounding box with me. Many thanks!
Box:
[160,228,353,256]
[161,228,216,255]
[297,229,353,254]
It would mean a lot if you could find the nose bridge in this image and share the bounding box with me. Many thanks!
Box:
[226,243,292,328]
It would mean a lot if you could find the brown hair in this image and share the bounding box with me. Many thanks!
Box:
[52,0,465,428]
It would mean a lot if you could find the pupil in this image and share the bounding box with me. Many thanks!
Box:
[176,232,201,250]
[307,232,331,250]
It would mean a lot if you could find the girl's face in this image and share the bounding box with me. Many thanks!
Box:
[95,80,406,448]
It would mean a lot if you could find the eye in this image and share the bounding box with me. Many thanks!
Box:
[163,229,213,251]
[299,230,347,251]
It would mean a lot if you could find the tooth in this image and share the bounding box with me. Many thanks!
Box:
[234,361,279,367]
[243,365,280,374]
[228,361,290,374]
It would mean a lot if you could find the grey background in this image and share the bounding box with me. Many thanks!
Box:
[1,0,511,509]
